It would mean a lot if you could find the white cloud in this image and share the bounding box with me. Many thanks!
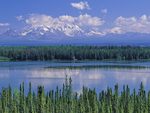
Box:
[21,14,104,37]
[107,27,123,34]
[78,14,104,27]
[101,9,108,14]
[16,16,24,21]
[0,23,9,26]
[71,1,90,10]
[24,14,83,37]
[0,23,10,35]
[25,14,54,29]
[13,13,150,37]
[114,15,150,34]
[59,15,75,23]
[86,30,106,36]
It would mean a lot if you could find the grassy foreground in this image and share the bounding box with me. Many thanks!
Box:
[0,77,149,113]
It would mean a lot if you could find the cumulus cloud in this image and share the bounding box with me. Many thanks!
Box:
[78,14,104,26]
[71,1,90,10]
[5,13,150,37]
[101,9,108,14]
[21,14,150,37]
[114,15,150,34]
[20,14,104,37]
[24,14,83,37]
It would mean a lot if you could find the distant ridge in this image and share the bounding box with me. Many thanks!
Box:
[0,32,150,46]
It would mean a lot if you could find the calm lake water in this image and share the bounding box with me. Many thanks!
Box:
[0,61,150,92]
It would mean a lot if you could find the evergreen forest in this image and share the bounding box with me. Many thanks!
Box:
[0,77,149,113]
[0,46,150,61]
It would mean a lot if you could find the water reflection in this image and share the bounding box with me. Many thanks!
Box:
[0,62,150,92]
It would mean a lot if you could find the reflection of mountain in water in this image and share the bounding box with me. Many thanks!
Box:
[0,62,150,92]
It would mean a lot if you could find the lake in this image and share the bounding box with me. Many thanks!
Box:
[0,61,150,93]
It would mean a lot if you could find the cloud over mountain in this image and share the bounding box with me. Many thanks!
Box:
[1,14,150,38]
[20,14,104,37]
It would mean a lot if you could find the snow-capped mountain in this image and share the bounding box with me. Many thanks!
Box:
[0,29,150,46]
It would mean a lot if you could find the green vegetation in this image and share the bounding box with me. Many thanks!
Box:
[0,56,10,61]
[0,46,150,61]
[0,77,149,113]
[47,64,147,69]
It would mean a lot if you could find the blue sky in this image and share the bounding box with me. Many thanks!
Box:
[1,0,150,21]
[0,0,150,37]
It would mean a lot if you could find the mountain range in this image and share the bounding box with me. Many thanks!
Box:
[0,28,150,46]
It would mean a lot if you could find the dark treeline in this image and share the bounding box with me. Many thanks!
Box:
[0,78,150,113]
[0,46,150,61]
